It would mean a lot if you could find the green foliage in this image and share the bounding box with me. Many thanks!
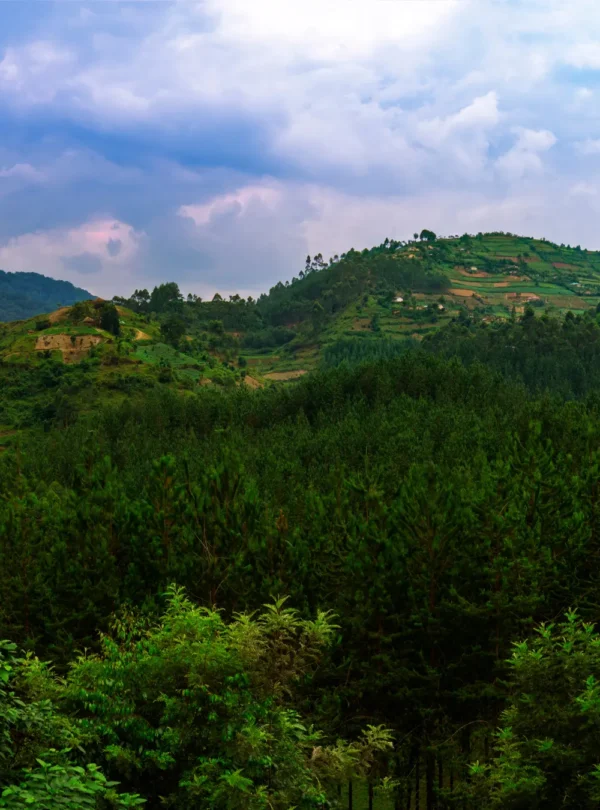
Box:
[60,589,388,809]
[468,613,600,809]
[423,309,600,398]
[99,304,121,337]
[0,640,143,809]
[8,230,600,807]
[0,762,144,809]
[160,316,186,347]
[149,283,183,314]
[0,271,90,322]
[70,301,95,323]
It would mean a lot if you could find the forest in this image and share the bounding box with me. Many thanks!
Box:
[0,271,91,322]
[4,234,600,808]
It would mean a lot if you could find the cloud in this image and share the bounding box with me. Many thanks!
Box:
[576,138,600,155]
[0,218,141,296]
[62,251,102,275]
[106,238,122,257]
[0,163,44,181]
[495,128,557,180]
[179,183,282,227]
[2,1,600,296]
[566,43,600,69]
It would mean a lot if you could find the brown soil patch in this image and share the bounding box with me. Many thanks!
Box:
[505,293,541,302]
[449,288,476,297]
[455,266,491,278]
[493,282,509,288]
[134,329,151,341]
[264,370,307,381]
[198,378,213,386]
[242,375,263,389]
[35,333,102,363]
[48,306,70,324]
[115,306,128,316]
[552,262,579,270]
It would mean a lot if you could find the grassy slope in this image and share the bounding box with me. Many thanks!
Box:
[237,233,600,375]
[0,303,254,443]
[2,232,600,395]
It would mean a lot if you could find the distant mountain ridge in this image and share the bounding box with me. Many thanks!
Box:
[0,269,92,322]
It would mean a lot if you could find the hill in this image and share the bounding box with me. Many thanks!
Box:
[0,269,91,322]
[4,230,600,809]
[110,230,600,376]
[4,229,600,445]
[2,231,600,418]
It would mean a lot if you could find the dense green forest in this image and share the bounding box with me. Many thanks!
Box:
[5,233,600,808]
[0,270,91,322]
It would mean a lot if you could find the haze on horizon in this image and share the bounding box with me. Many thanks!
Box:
[1,0,600,299]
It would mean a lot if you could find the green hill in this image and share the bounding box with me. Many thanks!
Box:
[0,269,92,321]
[5,231,600,809]
[4,230,600,443]
[111,231,600,377]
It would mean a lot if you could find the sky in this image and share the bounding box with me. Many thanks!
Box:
[1,1,600,298]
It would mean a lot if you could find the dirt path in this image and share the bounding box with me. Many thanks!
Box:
[264,370,307,381]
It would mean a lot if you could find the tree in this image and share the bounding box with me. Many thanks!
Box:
[160,315,186,346]
[131,289,150,312]
[99,303,121,337]
[419,229,437,242]
[65,589,393,809]
[149,283,183,313]
[469,613,600,809]
[0,641,142,809]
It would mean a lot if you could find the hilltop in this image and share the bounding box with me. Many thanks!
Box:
[0,269,91,322]
[3,230,600,447]
[113,230,600,375]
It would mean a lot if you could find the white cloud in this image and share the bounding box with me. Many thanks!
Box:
[417,92,500,148]
[0,163,44,181]
[570,182,597,197]
[179,183,282,227]
[3,0,600,294]
[0,219,142,296]
[577,139,600,155]
[567,42,600,69]
[496,128,557,180]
